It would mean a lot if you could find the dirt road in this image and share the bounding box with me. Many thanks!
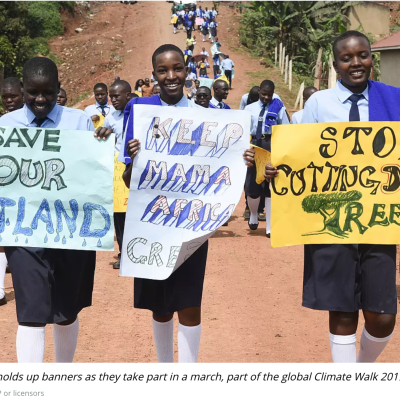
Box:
[1,1,399,363]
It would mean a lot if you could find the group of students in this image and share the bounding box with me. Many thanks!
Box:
[0,30,399,365]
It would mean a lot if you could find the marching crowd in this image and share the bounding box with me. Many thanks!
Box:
[0,0,398,366]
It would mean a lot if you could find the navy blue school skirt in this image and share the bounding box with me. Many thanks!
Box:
[5,247,96,324]
[134,241,208,316]
[303,244,397,314]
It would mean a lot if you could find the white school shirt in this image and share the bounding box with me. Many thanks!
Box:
[210,97,229,109]
[245,99,289,136]
[103,108,124,153]
[239,92,281,110]
[291,109,303,124]
[301,80,369,123]
[212,10,218,17]
[0,104,94,131]
[84,102,114,118]
[221,59,234,71]
[200,50,209,58]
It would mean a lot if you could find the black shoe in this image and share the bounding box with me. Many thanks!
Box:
[243,209,250,220]
[266,232,271,238]
[258,212,266,221]
[0,296,7,306]
[248,222,258,230]
[113,260,120,269]
[222,221,228,226]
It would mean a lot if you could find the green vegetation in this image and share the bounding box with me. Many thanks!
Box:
[239,1,368,86]
[302,190,362,238]
[0,2,74,80]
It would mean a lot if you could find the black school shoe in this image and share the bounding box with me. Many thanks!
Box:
[0,296,7,306]
[248,221,258,230]
[266,232,271,238]
[113,260,120,269]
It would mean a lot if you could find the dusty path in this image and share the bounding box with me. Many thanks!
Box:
[1,1,400,363]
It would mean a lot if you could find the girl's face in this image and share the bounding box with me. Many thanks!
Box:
[138,80,144,87]
[153,51,188,102]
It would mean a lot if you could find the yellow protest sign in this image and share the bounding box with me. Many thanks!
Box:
[93,114,105,129]
[271,122,400,247]
[114,153,129,212]
[251,144,271,184]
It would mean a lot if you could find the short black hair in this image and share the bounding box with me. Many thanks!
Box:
[303,86,318,97]
[333,31,371,60]
[59,88,67,96]
[22,57,58,85]
[1,77,23,91]
[94,83,107,92]
[213,79,228,90]
[197,86,211,95]
[260,80,275,91]
[110,79,132,92]
[152,44,185,69]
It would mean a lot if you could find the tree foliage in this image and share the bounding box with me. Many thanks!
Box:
[0,1,72,79]
[239,1,360,80]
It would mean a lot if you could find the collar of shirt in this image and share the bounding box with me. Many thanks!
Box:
[25,104,59,125]
[334,80,369,104]
[159,95,189,107]
[210,97,223,107]
[111,108,123,117]
[95,101,110,109]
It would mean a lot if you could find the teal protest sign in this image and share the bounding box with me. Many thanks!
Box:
[0,127,114,250]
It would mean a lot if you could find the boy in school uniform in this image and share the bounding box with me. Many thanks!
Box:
[1,77,24,113]
[221,55,234,89]
[209,80,231,109]
[0,57,112,362]
[291,86,317,124]
[103,80,132,269]
[265,31,398,363]
[57,88,68,106]
[119,44,208,363]
[245,80,289,237]
[195,86,212,108]
[84,82,114,123]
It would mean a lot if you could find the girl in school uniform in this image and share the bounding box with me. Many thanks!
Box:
[201,18,209,42]
[264,31,399,363]
[0,57,112,362]
[120,44,208,363]
[134,79,144,97]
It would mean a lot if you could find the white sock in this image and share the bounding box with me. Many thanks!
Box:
[357,327,392,363]
[174,27,177,34]
[16,325,45,363]
[247,197,260,225]
[265,197,271,234]
[53,318,79,363]
[0,253,7,298]
[203,35,206,41]
[329,332,357,363]
[152,318,174,363]
[178,323,201,363]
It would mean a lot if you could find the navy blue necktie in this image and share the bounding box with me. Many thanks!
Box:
[99,105,107,117]
[33,117,47,127]
[256,104,267,140]
[348,94,363,121]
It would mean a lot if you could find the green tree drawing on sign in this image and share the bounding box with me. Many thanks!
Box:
[302,190,362,238]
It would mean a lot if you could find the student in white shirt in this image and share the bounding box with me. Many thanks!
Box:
[221,55,234,89]
[239,86,281,110]
[291,86,317,124]
[84,83,114,123]
[200,47,209,58]
[209,80,231,109]
[265,31,398,363]
[244,80,289,236]
[103,80,132,270]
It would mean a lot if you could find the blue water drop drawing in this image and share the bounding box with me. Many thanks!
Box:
[70,233,73,239]
[82,239,87,247]
[62,236,66,245]
[44,234,48,243]
[55,232,60,242]
[97,239,102,247]
[6,219,10,226]
[25,238,28,244]
[15,236,18,242]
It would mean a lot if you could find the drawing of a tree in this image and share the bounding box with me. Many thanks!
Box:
[302,190,362,238]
